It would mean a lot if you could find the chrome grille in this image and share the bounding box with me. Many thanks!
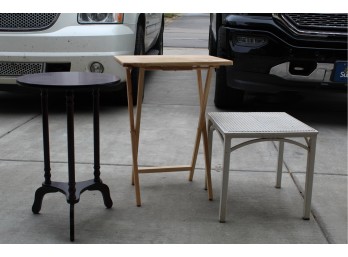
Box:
[0,62,45,76]
[278,13,348,36]
[0,13,59,31]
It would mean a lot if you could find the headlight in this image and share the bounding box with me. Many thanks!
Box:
[78,13,123,24]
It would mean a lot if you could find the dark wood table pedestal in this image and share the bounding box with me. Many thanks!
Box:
[17,72,120,241]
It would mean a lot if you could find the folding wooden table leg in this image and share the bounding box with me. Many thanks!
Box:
[125,68,145,207]
[189,68,214,200]
[189,69,204,180]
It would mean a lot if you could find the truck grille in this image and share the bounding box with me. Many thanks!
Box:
[278,13,348,36]
[0,62,44,76]
[0,13,59,31]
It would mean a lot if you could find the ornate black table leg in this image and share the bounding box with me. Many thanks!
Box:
[32,186,59,214]
[32,89,55,214]
[70,204,74,242]
[91,89,113,208]
[66,90,77,242]
[93,89,101,183]
[17,72,119,242]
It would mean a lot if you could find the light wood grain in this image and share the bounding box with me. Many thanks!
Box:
[121,55,233,205]
[115,55,233,69]
[138,165,192,173]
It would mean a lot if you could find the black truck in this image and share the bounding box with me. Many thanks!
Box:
[209,14,348,108]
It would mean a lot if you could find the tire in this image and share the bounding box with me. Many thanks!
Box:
[214,19,244,109]
[130,23,145,105]
[134,22,145,56]
[208,26,217,56]
[115,22,145,106]
[209,14,221,57]
[214,67,244,109]
[153,16,164,55]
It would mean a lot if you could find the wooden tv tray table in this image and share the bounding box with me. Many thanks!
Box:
[115,55,233,206]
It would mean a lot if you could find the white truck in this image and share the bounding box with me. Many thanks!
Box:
[0,13,164,102]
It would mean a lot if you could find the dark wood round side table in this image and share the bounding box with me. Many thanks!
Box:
[17,72,121,241]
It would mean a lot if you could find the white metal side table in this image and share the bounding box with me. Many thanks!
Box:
[207,112,318,222]
[115,55,233,206]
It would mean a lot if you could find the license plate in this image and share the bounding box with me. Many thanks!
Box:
[332,61,348,83]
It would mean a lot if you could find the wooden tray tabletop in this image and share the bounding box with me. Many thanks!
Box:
[114,55,233,70]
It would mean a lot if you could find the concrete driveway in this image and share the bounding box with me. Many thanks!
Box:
[0,13,346,244]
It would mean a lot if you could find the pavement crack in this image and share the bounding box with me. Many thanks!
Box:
[0,114,40,139]
[271,141,333,244]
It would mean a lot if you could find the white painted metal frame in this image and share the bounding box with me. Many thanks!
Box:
[207,112,318,223]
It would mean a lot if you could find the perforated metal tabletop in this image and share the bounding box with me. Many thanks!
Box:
[208,112,318,138]
[207,111,318,222]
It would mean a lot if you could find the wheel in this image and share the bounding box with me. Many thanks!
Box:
[214,66,244,109]
[208,25,217,56]
[214,18,244,109]
[134,22,145,56]
[209,14,221,57]
[130,23,145,105]
[153,16,164,55]
[116,22,145,106]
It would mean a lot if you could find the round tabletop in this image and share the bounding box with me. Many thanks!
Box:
[16,72,121,90]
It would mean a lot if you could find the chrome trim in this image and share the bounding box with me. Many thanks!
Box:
[270,62,334,82]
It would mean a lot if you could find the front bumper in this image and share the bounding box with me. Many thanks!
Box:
[0,15,137,88]
[218,14,348,93]
[0,55,128,87]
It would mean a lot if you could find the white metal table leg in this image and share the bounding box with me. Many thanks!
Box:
[276,140,285,188]
[207,119,214,191]
[303,135,317,220]
[219,136,231,223]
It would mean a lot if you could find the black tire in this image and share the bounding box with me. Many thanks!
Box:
[208,25,217,56]
[134,22,145,55]
[153,16,164,55]
[214,17,244,109]
[115,22,145,106]
[130,23,145,105]
[214,66,244,109]
[209,14,221,57]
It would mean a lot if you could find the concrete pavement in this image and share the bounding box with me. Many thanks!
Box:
[0,14,347,244]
